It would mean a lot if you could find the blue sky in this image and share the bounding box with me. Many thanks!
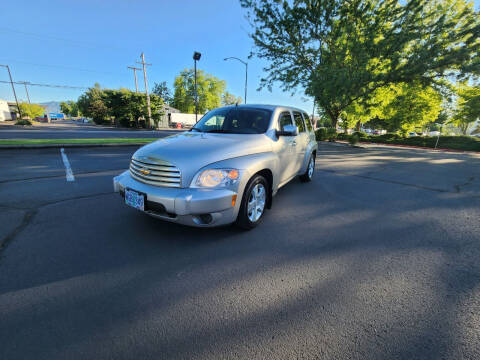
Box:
[1,0,478,112]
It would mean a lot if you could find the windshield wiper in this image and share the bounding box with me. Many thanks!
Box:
[190,128,203,132]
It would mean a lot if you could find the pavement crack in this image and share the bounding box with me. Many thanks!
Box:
[0,192,116,254]
[38,191,116,209]
[0,209,37,253]
[454,176,475,193]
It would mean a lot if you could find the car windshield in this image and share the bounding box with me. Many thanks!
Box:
[191,107,272,134]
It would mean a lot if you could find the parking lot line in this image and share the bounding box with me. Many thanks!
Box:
[60,148,75,182]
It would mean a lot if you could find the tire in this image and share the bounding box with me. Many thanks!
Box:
[300,153,315,182]
[236,174,269,230]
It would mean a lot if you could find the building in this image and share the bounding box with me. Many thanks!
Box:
[0,100,13,121]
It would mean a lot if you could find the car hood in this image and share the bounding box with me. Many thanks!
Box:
[133,132,272,186]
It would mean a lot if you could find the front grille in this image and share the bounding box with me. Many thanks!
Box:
[129,158,181,188]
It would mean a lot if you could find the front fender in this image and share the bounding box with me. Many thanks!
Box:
[299,139,318,174]
[194,152,280,217]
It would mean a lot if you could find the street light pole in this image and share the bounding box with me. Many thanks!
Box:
[224,57,248,104]
[193,51,202,123]
[0,64,22,119]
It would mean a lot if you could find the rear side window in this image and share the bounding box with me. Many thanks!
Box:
[278,111,293,131]
[293,111,305,133]
[303,112,313,132]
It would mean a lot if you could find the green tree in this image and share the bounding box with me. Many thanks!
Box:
[345,82,442,133]
[172,68,226,113]
[77,83,109,124]
[60,101,71,116]
[222,91,242,106]
[102,88,165,128]
[382,83,443,133]
[18,102,44,119]
[452,83,480,134]
[152,81,173,105]
[240,0,480,129]
[60,100,80,117]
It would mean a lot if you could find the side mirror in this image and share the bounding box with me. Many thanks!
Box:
[276,124,298,137]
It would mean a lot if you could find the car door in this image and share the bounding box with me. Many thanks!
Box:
[292,111,309,172]
[275,111,299,184]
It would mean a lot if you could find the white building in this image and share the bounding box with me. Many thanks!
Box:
[0,99,12,121]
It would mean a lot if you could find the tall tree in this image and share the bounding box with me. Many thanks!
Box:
[60,100,80,117]
[172,68,226,113]
[18,102,44,119]
[222,91,243,106]
[240,0,480,128]
[77,83,109,124]
[152,81,173,105]
[452,82,480,134]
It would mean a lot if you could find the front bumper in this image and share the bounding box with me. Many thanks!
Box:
[113,171,239,227]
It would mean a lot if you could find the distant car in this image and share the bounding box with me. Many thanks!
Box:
[114,104,318,229]
[408,132,417,137]
[429,131,441,136]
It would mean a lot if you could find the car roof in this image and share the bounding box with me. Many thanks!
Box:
[220,104,308,113]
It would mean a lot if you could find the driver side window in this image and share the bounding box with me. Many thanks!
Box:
[203,114,225,129]
[278,111,293,131]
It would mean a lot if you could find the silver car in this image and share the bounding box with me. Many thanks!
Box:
[113,104,317,229]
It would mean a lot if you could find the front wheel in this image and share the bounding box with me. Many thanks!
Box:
[300,154,315,182]
[236,175,268,230]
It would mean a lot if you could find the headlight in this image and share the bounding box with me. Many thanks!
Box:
[193,168,240,188]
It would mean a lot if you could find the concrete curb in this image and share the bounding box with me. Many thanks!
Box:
[0,143,148,150]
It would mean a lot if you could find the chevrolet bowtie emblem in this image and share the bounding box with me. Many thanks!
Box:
[140,168,150,175]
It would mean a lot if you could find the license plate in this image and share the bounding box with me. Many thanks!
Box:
[125,189,145,211]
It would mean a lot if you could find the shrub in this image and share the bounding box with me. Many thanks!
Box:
[336,133,348,140]
[359,134,480,151]
[349,133,360,146]
[15,119,32,126]
[315,127,328,141]
[327,128,338,142]
[352,131,368,140]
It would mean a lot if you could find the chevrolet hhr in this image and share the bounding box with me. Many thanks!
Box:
[113,105,318,229]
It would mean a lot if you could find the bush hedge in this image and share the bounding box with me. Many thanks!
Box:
[15,119,32,126]
[315,127,337,141]
[320,132,480,152]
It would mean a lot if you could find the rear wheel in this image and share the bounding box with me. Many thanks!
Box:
[236,175,268,229]
[300,153,315,182]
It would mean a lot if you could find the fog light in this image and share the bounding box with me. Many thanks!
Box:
[192,214,213,225]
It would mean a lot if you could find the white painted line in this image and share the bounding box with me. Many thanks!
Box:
[60,148,75,182]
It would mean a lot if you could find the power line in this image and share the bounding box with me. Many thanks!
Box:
[0,59,115,75]
[0,26,130,52]
[0,80,87,90]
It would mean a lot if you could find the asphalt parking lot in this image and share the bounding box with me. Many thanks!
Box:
[0,143,479,359]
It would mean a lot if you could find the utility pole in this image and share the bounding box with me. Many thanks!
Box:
[127,66,141,93]
[0,64,22,119]
[136,53,152,128]
[19,81,31,104]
